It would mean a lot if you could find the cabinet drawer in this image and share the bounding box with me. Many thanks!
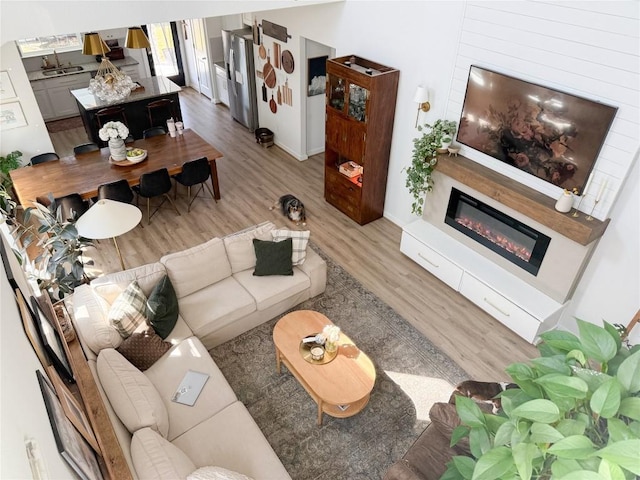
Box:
[47,72,91,88]
[400,232,463,290]
[325,168,361,202]
[459,273,541,343]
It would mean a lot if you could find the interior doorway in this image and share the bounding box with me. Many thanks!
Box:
[189,18,213,99]
[143,22,186,86]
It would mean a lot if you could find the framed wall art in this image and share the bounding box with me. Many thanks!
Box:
[16,288,48,370]
[308,56,328,97]
[0,71,17,101]
[36,370,103,480]
[0,101,28,130]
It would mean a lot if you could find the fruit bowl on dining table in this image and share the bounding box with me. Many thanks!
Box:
[125,148,147,163]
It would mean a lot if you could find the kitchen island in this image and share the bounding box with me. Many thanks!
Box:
[71,76,182,143]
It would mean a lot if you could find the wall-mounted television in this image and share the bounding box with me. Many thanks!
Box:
[457,65,617,193]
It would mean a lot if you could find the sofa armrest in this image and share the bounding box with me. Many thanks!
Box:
[296,248,327,297]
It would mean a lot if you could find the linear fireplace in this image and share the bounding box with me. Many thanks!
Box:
[445,188,551,276]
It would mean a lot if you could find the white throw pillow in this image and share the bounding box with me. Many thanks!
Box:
[131,427,196,480]
[223,221,276,273]
[108,281,148,338]
[187,466,255,480]
[271,229,310,265]
[97,349,169,437]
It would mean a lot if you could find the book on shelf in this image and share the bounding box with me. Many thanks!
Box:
[339,161,363,178]
[346,174,363,187]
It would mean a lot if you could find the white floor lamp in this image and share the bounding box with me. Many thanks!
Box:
[76,199,142,270]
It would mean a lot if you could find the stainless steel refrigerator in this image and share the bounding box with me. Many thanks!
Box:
[222,27,258,132]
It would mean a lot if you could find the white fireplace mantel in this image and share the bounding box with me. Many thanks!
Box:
[400,155,609,344]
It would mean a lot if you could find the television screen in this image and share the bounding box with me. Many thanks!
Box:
[457,66,617,193]
[30,296,75,384]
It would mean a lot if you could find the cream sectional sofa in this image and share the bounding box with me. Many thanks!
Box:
[68,221,327,479]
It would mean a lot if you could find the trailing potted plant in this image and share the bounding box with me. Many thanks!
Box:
[0,150,22,191]
[405,119,457,216]
[444,319,640,480]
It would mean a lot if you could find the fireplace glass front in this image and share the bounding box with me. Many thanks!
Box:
[445,188,550,276]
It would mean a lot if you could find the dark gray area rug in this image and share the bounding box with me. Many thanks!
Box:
[211,246,469,480]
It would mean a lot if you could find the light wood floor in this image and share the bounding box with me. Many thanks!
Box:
[49,88,539,380]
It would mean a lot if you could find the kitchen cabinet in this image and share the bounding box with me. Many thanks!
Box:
[214,63,229,106]
[31,72,91,120]
[324,55,399,225]
[120,65,140,83]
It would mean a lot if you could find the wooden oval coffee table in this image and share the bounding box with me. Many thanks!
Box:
[273,310,376,425]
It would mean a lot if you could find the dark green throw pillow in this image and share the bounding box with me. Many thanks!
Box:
[253,238,294,276]
[146,275,179,339]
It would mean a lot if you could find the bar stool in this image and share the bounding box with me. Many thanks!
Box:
[96,106,128,128]
[146,99,177,128]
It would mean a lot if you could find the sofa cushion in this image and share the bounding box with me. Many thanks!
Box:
[188,466,254,480]
[161,237,231,299]
[146,275,179,339]
[131,427,196,480]
[253,238,293,276]
[116,329,172,371]
[222,221,275,274]
[92,262,167,304]
[271,229,310,265]
[97,348,169,437]
[233,268,310,311]
[144,336,238,441]
[108,281,149,338]
[171,401,292,480]
[71,284,123,355]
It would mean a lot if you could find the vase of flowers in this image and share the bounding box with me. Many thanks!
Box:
[98,121,129,161]
[322,325,341,353]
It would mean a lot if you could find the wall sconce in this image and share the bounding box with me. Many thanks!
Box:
[413,85,431,128]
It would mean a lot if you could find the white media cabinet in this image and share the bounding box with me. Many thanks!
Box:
[401,219,566,344]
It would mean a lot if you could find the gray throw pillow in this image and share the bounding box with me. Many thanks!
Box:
[146,275,179,339]
[252,238,293,276]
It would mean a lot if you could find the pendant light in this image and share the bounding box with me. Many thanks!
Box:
[82,32,134,103]
[125,27,151,49]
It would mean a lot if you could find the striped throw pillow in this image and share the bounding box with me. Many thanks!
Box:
[271,229,310,265]
[108,281,149,338]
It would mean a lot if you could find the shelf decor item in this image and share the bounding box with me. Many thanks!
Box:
[554,189,575,213]
[98,121,129,161]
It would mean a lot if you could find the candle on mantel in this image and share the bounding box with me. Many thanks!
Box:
[596,179,608,202]
[582,172,594,196]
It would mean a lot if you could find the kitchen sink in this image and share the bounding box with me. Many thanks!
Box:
[41,66,84,76]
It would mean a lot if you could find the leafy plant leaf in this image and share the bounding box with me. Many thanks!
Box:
[456,395,486,428]
[530,422,565,443]
[452,456,476,480]
[594,439,640,475]
[531,355,572,376]
[555,472,606,480]
[617,397,640,422]
[556,418,587,437]
[590,378,622,418]
[471,446,514,480]
[551,458,584,477]
[511,399,560,423]
[469,427,492,457]
[535,374,588,400]
[577,319,618,363]
[548,435,596,459]
[603,321,623,351]
[597,458,627,480]
[512,442,538,480]
[606,418,637,443]
[616,350,640,394]
[451,425,470,447]
[493,420,516,447]
[539,330,582,353]
[573,367,611,392]
[567,349,588,366]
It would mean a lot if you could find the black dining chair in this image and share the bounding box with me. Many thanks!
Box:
[96,106,128,128]
[98,179,135,204]
[142,126,167,139]
[133,168,181,225]
[30,152,59,165]
[55,193,89,222]
[146,99,178,128]
[173,157,215,212]
[73,143,100,155]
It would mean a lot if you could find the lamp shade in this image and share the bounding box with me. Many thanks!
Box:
[76,199,141,240]
[82,32,111,55]
[413,85,430,103]
[125,27,151,49]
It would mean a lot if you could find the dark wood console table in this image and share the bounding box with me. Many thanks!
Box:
[71,76,182,144]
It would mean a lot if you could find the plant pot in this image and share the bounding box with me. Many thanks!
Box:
[108,138,127,161]
[554,191,574,213]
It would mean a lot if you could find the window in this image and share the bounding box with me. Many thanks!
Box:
[16,34,83,58]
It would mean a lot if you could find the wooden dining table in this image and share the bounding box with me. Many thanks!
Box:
[10,128,224,206]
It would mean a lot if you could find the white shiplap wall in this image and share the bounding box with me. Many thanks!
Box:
[446,1,640,221]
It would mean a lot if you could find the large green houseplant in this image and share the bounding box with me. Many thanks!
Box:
[405,120,457,216]
[0,150,22,190]
[444,319,640,480]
